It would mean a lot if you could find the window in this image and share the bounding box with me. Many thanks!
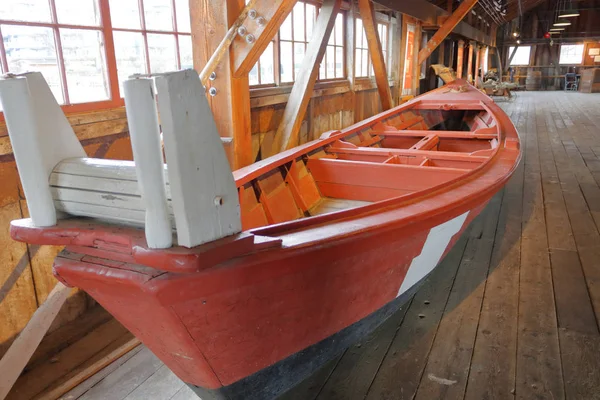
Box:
[0,0,191,111]
[508,46,531,66]
[249,1,345,87]
[355,18,388,78]
[559,44,584,65]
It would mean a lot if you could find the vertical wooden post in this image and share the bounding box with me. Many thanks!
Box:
[398,14,409,96]
[494,47,503,76]
[273,0,342,152]
[456,39,464,79]
[357,0,393,110]
[466,41,474,83]
[474,44,480,86]
[412,21,422,95]
[191,0,252,169]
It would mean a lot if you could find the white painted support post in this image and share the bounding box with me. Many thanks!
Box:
[154,70,241,248]
[123,77,173,249]
[0,73,85,226]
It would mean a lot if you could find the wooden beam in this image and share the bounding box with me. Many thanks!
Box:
[474,44,480,86]
[505,45,518,73]
[358,0,393,110]
[374,0,492,45]
[466,41,474,83]
[412,21,422,94]
[494,46,503,75]
[456,39,465,79]
[417,0,478,65]
[0,282,72,400]
[191,0,252,169]
[272,0,342,153]
[231,0,298,77]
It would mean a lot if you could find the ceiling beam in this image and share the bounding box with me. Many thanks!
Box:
[374,0,494,46]
[417,0,479,65]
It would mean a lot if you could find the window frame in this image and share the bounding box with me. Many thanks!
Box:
[0,0,191,115]
[353,16,390,80]
[559,43,585,65]
[249,0,347,88]
[508,45,532,66]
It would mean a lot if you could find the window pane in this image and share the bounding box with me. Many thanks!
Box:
[294,42,305,79]
[293,2,305,42]
[147,33,177,73]
[2,25,64,103]
[249,62,259,85]
[362,49,368,77]
[355,48,363,77]
[0,0,51,23]
[355,19,362,49]
[109,0,141,29]
[559,44,584,64]
[60,29,109,103]
[113,31,146,95]
[335,14,343,46]
[259,41,274,84]
[335,46,343,78]
[306,4,316,42]
[144,0,174,31]
[509,46,531,66]
[319,55,325,80]
[55,0,100,27]
[280,12,292,41]
[175,0,191,33]
[326,45,334,78]
[280,41,293,82]
[179,34,193,69]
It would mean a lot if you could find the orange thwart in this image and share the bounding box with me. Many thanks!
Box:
[10,80,520,399]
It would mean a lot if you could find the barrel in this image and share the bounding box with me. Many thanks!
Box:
[525,70,542,91]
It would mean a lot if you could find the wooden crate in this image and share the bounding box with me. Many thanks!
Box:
[579,68,600,93]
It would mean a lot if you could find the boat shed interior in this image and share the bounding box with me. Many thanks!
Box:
[0,0,600,399]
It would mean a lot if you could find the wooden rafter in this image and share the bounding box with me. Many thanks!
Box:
[272,0,342,153]
[231,0,298,78]
[358,0,393,111]
[505,45,519,73]
[417,0,479,66]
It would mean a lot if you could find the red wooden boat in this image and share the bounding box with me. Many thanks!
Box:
[1,71,519,399]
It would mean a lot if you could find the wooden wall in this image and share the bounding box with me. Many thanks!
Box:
[0,109,133,355]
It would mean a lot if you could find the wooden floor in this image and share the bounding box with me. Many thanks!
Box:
[60,91,600,400]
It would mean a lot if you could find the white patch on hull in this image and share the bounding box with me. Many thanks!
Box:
[397,211,470,297]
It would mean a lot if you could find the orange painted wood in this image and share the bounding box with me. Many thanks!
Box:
[456,40,465,79]
[410,134,439,150]
[374,130,497,140]
[307,158,469,193]
[257,172,302,224]
[239,185,269,230]
[285,160,322,212]
[317,181,412,202]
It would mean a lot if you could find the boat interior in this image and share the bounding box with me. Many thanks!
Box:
[239,102,500,230]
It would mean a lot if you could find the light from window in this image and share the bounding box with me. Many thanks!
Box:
[249,2,345,86]
[319,12,344,80]
[0,0,192,108]
[559,44,584,65]
[109,0,192,93]
[508,46,531,66]
[355,18,388,78]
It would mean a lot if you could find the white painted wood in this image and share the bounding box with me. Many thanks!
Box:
[154,70,241,248]
[55,158,143,181]
[0,73,85,226]
[397,211,469,296]
[123,77,173,249]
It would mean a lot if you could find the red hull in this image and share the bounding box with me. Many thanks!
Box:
[9,81,521,397]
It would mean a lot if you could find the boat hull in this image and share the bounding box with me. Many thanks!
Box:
[50,198,489,398]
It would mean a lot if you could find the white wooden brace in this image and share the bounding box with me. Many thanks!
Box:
[123,77,173,249]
